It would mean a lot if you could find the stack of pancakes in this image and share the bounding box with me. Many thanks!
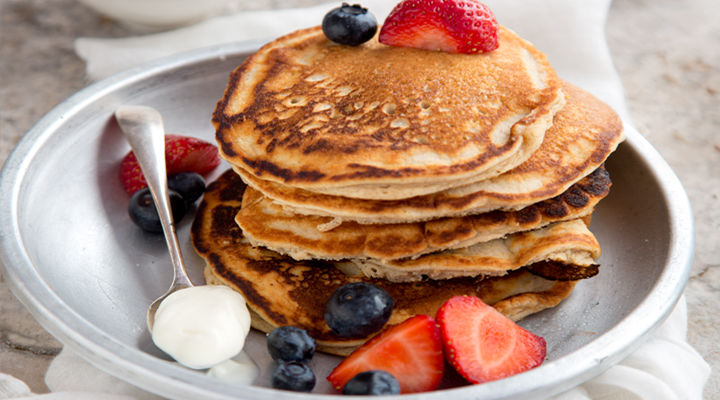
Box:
[192,26,624,355]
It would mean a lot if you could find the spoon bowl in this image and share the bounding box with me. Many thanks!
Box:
[114,105,194,331]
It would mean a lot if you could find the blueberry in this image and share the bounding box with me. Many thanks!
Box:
[168,172,206,205]
[128,187,186,233]
[271,361,316,392]
[267,326,316,363]
[342,370,401,395]
[324,282,394,338]
[322,3,377,46]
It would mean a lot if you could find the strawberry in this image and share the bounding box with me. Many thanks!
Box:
[119,158,147,195]
[118,134,220,194]
[436,296,546,384]
[327,315,444,393]
[378,0,498,54]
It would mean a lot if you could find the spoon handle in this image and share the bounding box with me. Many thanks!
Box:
[114,105,193,290]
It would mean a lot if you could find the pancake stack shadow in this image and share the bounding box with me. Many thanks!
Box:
[192,26,625,355]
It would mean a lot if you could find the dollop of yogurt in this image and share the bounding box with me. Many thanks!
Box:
[207,351,259,384]
[151,285,251,369]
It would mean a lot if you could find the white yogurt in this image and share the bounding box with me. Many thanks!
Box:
[207,351,259,385]
[151,285,251,369]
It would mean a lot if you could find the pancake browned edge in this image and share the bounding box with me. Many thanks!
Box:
[213,26,565,200]
[236,167,610,262]
[192,170,584,356]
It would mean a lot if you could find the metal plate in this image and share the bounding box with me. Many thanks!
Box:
[0,42,693,399]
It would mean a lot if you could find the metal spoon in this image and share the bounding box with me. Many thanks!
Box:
[114,105,194,331]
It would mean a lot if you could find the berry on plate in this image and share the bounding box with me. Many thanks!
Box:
[378,0,498,54]
[342,370,401,395]
[119,134,220,195]
[436,296,547,384]
[322,3,378,46]
[324,282,394,338]
[168,172,206,205]
[271,361,316,392]
[128,187,186,233]
[327,315,444,394]
[266,326,316,363]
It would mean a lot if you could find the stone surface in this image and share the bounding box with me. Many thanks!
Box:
[0,273,61,393]
[0,0,717,397]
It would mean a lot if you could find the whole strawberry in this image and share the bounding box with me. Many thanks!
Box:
[378,0,499,54]
[119,134,220,195]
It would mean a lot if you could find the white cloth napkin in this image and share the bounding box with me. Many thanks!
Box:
[75,0,630,118]
[3,1,708,399]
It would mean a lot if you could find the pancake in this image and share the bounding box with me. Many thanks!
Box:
[233,81,623,224]
[214,26,565,200]
[193,170,583,356]
[236,166,609,262]
[204,265,575,356]
[351,218,600,282]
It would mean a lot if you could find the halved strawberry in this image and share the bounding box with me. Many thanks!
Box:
[118,134,220,194]
[327,315,444,393]
[436,296,546,384]
[378,0,498,54]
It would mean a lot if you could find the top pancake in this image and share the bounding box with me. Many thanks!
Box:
[233,82,623,224]
[214,26,565,200]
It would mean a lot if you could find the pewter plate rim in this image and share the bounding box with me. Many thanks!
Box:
[0,42,694,400]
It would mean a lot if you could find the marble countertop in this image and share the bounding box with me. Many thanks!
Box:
[0,0,717,397]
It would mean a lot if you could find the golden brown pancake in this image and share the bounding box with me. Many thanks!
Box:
[192,171,583,356]
[350,218,600,282]
[232,81,623,224]
[236,167,609,262]
[214,26,565,200]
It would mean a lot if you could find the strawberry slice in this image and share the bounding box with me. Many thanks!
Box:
[436,296,546,384]
[378,0,498,54]
[118,134,220,194]
[327,315,444,393]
